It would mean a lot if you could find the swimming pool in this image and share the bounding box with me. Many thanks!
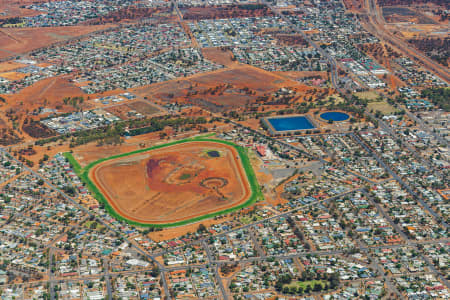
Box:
[320,112,349,122]
[267,116,316,132]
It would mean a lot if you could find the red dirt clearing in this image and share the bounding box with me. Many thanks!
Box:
[89,141,251,224]
[0,25,113,58]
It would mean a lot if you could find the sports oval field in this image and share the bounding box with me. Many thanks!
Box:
[86,140,256,226]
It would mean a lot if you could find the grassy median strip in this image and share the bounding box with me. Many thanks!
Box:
[63,136,263,228]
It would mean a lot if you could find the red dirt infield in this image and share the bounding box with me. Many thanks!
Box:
[89,141,251,224]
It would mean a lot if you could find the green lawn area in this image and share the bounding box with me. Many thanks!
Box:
[63,135,263,228]
[354,91,380,101]
[285,280,327,290]
[178,173,191,180]
[84,220,105,231]
[326,94,345,104]
[367,101,400,115]
[240,215,263,224]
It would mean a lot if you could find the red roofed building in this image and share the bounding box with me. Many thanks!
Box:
[256,145,266,157]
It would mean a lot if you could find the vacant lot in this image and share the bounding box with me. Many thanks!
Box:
[408,37,449,67]
[104,100,162,120]
[0,25,112,59]
[202,47,236,66]
[0,71,28,81]
[0,61,26,72]
[3,76,85,112]
[354,91,380,101]
[382,6,437,24]
[368,101,399,114]
[133,65,298,112]
[127,100,161,116]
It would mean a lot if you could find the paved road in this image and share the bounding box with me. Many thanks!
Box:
[367,111,444,181]
[2,107,448,298]
[370,254,402,297]
[249,228,266,258]
[231,120,377,185]
[364,0,450,83]
[0,146,171,298]
[202,240,229,300]
[241,120,380,186]
[3,138,449,296]
[104,259,113,300]
[164,237,449,269]
[403,109,448,147]
[362,189,409,241]
[154,186,364,260]
[49,248,55,300]
[263,1,342,92]
[362,190,450,289]
[351,133,448,229]
[172,0,184,21]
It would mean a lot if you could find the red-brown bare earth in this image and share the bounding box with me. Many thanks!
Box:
[202,47,237,67]
[0,0,44,19]
[133,65,300,112]
[89,141,251,224]
[181,4,273,20]
[0,25,113,58]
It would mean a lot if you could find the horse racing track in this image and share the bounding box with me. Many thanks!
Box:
[70,138,260,227]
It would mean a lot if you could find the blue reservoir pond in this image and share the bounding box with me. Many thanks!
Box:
[267,116,315,131]
[320,111,349,121]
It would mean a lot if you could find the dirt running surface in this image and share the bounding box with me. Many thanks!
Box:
[89,141,251,224]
